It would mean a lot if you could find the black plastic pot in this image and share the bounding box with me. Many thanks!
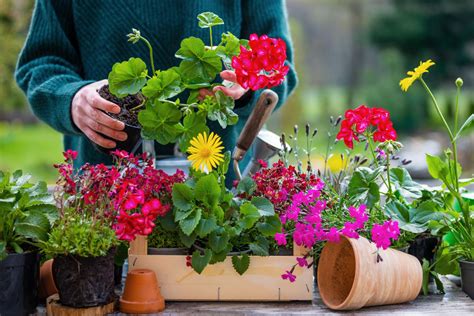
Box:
[52,248,116,308]
[408,236,439,263]
[93,123,142,155]
[148,247,188,255]
[0,252,40,316]
[460,260,474,299]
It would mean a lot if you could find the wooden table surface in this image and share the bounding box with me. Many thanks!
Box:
[37,277,473,315]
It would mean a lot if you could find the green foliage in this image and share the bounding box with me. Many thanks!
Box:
[170,167,280,274]
[385,200,443,234]
[142,68,183,100]
[347,167,382,208]
[232,254,250,275]
[108,57,148,98]
[139,100,182,144]
[0,170,56,260]
[197,12,224,29]
[43,212,118,258]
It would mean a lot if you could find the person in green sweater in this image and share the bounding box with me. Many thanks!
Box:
[15,0,297,182]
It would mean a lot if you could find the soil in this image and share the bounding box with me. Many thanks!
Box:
[97,85,144,127]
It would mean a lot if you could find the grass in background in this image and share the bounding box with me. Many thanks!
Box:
[0,122,63,183]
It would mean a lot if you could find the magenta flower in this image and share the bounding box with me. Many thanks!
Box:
[274,232,287,246]
[371,220,400,250]
[296,257,308,267]
[281,270,296,282]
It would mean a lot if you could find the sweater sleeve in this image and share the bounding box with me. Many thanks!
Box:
[236,0,298,117]
[15,0,93,135]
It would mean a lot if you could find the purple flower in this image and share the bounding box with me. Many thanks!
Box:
[326,227,340,243]
[274,232,287,246]
[371,220,400,250]
[341,222,360,239]
[281,270,296,282]
[296,257,308,267]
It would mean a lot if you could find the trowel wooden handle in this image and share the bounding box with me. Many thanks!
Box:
[233,89,279,161]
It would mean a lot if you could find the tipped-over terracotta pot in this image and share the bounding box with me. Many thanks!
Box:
[120,269,165,314]
[39,259,58,300]
[317,236,422,310]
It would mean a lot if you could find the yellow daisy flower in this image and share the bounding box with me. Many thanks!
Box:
[187,132,224,173]
[399,59,435,92]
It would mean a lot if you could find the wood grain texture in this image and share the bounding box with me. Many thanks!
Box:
[46,294,115,316]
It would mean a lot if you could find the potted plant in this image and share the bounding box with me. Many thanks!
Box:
[0,169,56,315]
[398,60,474,299]
[96,11,288,153]
[42,150,175,308]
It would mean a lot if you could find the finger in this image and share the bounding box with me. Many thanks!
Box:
[83,116,127,141]
[213,86,241,99]
[86,106,125,130]
[82,127,116,148]
[220,70,237,82]
[87,93,121,114]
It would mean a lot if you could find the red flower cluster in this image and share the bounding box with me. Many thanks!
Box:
[248,160,322,214]
[232,34,289,91]
[54,149,185,243]
[336,105,397,149]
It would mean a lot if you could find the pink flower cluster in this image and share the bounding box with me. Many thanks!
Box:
[232,34,289,91]
[371,220,400,250]
[54,150,185,243]
[336,105,397,149]
[248,160,322,214]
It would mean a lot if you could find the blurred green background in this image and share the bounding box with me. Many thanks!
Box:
[0,0,473,183]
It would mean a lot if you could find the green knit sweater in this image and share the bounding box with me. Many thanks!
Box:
[15,0,297,182]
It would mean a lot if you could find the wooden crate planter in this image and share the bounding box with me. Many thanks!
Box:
[128,236,313,301]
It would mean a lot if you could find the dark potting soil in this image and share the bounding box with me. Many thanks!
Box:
[97,85,144,127]
[52,248,116,308]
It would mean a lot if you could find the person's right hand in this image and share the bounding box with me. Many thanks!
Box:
[71,80,127,148]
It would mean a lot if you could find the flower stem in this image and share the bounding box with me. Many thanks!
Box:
[139,36,155,74]
[209,27,213,48]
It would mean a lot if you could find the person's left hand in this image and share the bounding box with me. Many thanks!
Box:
[198,70,248,101]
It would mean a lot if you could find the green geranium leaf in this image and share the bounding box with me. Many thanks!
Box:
[256,215,282,237]
[15,210,50,242]
[142,68,183,100]
[196,217,217,238]
[239,202,260,229]
[347,167,381,208]
[232,254,250,275]
[179,208,202,236]
[197,12,224,29]
[172,183,194,211]
[207,91,238,129]
[179,231,196,248]
[108,57,148,98]
[216,32,241,65]
[138,100,182,144]
[385,200,442,234]
[176,37,221,83]
[251,197,275,217]
[209,231,229,253]
[178,112,209,152]
[195,174,221,207]
[191,249,212,274]
[249,236,270,256]
[236,177,256,195]
[389,167,423,199]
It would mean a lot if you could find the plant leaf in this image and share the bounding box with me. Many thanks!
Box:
[236,177,256,195]
[139,100,182,144]
[454,114,473,141]
[0,242,6,261]
[196,217,217,238]
[191,249,212,274]
[232,254,250,275]
[197,12,224,29]
[251,197,275,217]
[249,236,270,256]
[172,183,194,211]
[209,231,229,253]
[177,112,209,153]
[108,57,148,97]
[142,68,183,100]
[347,167,381,208]
[175,37,221,83]
[389,167,423,199]
[15,210,50,242]
[179,208,202,236]
[256,215,282,237]
[195,174,220,207]
[179,231,196,248]
[239,202,260,229]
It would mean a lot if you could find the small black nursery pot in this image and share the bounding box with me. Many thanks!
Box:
[0,252,40,316]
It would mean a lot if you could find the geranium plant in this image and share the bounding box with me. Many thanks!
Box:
[105,11,288,151]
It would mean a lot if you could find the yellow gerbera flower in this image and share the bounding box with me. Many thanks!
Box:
[187,132,224,173]
[399,59,435,92]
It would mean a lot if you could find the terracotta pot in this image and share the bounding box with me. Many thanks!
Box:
[317,236,422,310]
[39,259,58,300]
[120,269,165,313]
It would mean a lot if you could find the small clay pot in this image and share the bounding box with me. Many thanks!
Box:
[39,259,58,300]
[120,269,165,314]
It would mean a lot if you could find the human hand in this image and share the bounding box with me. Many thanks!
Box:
[71,80,127,148]
[198,70,249,101]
